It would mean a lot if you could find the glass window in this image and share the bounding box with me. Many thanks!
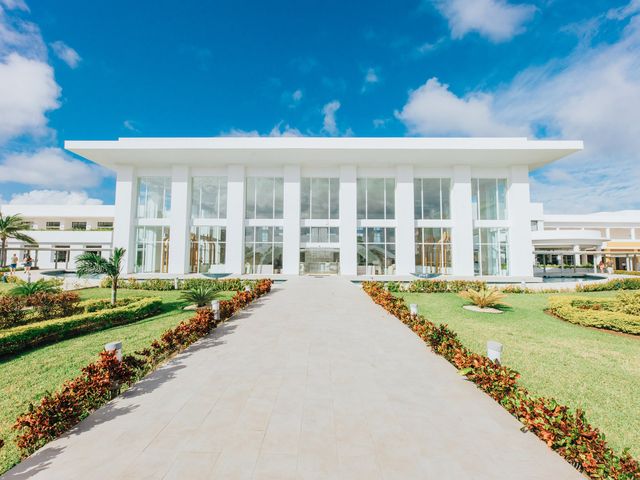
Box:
[300,177,339,219]
[137,177,171,219]
[415,227,452,275]
[191,177,227,219]
[189,226,226,273]
[71,222,87,231]
[134,226,170,273]
[244,226,283,274]
[245,177,284,219]
[414,178,451,220]
[51,246,69,263]
[471,178,507,221]
[45,221,60,230]
[300,227,339,244]
[473,227,509,276]
[357,178,395,220]
[357,227,396,275]
[97,221,113,230]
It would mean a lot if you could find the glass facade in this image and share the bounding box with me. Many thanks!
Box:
[135,226,170,273]
[300,227,339,243]
[244,226,283,274]
[415,227,452,274]
[473,227,509,276]
[357,227,396,275]
[471,178,507,220]
[189,226,226,273]
[414,178,451,220]
[301,178,339,219]
[245,177,284,219]
[357,178,395,219]
[191,177,227,219]
[137,177,171,219]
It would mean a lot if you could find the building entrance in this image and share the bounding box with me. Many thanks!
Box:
[300,248,339,275]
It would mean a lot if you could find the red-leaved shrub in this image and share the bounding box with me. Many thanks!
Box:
[10,279,273,457]
[362,281,639,480]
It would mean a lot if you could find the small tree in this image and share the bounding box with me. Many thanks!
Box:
[76,248,125,305]
[180,284,218,307]
[0,212,37,266]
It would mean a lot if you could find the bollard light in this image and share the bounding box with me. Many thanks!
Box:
[174,277,179,290]
[105,341,123,362]
[211,299,220,320]
[520,281,526,290]
[244,285,251,292]
[410,303,418,315]
[487,340,502,363]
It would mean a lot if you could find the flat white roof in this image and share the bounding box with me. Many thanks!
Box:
[65,137,583,170]
[0,204,115,218]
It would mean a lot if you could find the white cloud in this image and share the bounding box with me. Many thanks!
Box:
[397,9,640,212]
[0,148,107,189]
[0,0,29,11]
[7,189,103,205]
[221,122,303,137]
[268,122,302,137]
[322,100,341,135]
[123,119,139,132]
[432,0,536,42]
[373,118,391,129]
[396,77,528,136]
[49,40,81,68]
[607,0,640,20]
[361,67,380,93]
[0,53,60,141]
[292,89,302,102]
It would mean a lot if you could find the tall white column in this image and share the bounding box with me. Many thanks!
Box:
[226,165,245,275]
[451,165,474,276]
[112,165,136,273]
[168,165,190,274]
[507,165,534,277]
[339,165,357,275]
[283,165,301,274]
[573,244,581,267]
[395,165,415,275]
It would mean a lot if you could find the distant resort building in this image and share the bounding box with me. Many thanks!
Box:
[2,137,639,278]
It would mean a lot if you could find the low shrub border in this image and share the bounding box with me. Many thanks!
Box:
[577,278,640,292]
[99,277,248,292]
[0,297,163,357]
[614,270,640,276]
[548,297,640,335]
[8,279,272,458]
[362,281,639,479]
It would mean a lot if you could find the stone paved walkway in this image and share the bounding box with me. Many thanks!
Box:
[2,277,583,480]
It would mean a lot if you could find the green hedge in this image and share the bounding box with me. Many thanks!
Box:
[576,278,640,292]
[406,279,486,293]
[614,270,640,276]
[548,296,640,335]
[0,297,162,357]
[100,277,246,292]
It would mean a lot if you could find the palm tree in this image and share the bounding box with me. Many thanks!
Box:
[76,247,125,305]
[0,212,37,267]
[180,284,218,307]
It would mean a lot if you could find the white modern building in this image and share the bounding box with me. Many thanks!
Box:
[57,137,586,279]
[531,204,640,272]
[0,204,114,270]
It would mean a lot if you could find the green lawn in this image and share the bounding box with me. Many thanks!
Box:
[0,287,236,475]
[396,291,640,458]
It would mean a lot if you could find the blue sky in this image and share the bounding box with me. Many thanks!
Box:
[0,0,639,212]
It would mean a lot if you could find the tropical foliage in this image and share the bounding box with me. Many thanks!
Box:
[8,279,61,297]
[0,213,36,267]
[180,284,218,307]
[459,287,508,309]
[76,248,125,305]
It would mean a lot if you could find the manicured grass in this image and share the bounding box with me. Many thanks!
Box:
[396,291,640,458]
[0,287,236,475]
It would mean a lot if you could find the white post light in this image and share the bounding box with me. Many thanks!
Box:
[211,299,220,320]
[174,277,179,290]
[244,285,251,292]
[487,340,502,363]
[520,281,526,290]
[410,303,418,315]
[105,341,123,362]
